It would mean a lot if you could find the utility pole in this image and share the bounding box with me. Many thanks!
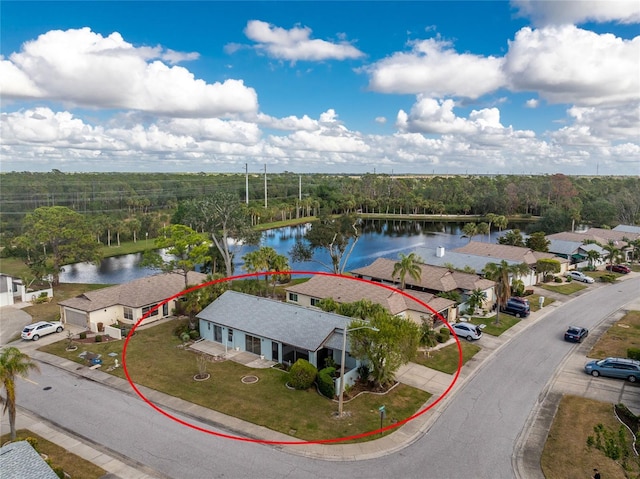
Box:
[264,164,267,209]
[245,163,249,205]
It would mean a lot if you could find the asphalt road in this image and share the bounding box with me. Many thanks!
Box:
[14,276,640,479]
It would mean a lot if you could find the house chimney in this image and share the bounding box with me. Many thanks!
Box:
[436,246,445,258]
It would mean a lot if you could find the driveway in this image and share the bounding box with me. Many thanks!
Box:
[0,304,33,345]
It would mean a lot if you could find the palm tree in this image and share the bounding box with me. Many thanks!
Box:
[392,252,423,290]
[0,347,40,440]
[483,261,529,325]
[476,222,490,242]
[466,288,487,315]
[586,249,601,270]
[494,215,508,232]
[461,223,478,243]
[602,241,622,266]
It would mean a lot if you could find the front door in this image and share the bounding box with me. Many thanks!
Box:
[271,342,279,363]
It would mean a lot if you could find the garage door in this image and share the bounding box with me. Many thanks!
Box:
[64,308,87,327]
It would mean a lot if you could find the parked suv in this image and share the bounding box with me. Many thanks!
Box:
[500,298,531,318]
[584,357,640,383]
[22,321,64,341]
[452,322,483,341]
[566,271,595,283]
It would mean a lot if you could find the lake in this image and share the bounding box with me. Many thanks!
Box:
[59,219,503,284]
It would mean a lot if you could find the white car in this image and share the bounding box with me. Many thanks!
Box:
[566,271,595,283]
[451,322,483,341]
[21,321,64,341]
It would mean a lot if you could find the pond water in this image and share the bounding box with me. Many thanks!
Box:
[59,219,504,284]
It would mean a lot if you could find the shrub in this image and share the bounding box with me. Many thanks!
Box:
[95,335,102,343]
[180,332,191,343]
[523,289,534,296]
[600,274,617,283]
[544,274,555,283]
[357,363,371,382]
[439,327,451,340]
[554,276,563,283]
[79,331,87,340]
[436,333,446,343]
[628,348,640,361]
[24,437,38,450]
[317,367,336,398]
[189,330,200,340]
[288,359,317,390]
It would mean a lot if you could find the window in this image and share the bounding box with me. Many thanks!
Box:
[123,307,133,320]
[228,329,233,343]
[142,305,159,317]
[288,293,298,302]
[310,298,321,307]
[246,335,261,355]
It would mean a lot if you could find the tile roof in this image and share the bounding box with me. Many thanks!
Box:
[285,275,455,315]
[0,441,59,479]
[197,290,352,352]
[59,271,208,311]
[546,229,635,246]
[349,257,494,293]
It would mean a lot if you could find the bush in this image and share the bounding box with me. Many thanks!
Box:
[79,331,87,340]
[544,274,555,283]
[357,363,370,382]
[439,327,451,340]
[523,289,534,296]
[554,276,563,283]
[288,359,317,390]
[95,335,102,343]
[628,348,640,361]
[600,274,617,283]
[189,330,200,340]
[436,333,447,343]
[317,367,336,398]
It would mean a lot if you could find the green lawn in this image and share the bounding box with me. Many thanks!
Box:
[539,282,588,295]
[467,315,520,336]
[40,319,431,443]
[413,341,481,374]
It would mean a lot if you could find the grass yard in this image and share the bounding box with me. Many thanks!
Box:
[413,341,481,374]
[24,283,110,322]
[588,311,640,360]
[40,319,431,443]
[528,293,555,312]
[541,395,639,479]
[468,315,520,336]
[539,282,588,295]
[0,429,107,479]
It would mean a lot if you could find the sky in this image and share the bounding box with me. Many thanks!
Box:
[1,1,639,176]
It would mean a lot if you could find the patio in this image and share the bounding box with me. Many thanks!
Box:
[188,340,276,369]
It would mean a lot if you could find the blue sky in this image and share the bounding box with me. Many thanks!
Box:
[1,1,639,175]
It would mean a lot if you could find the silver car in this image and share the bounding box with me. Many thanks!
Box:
[566,271,595,283]
[21,321,64,341]
[451,322,482,341]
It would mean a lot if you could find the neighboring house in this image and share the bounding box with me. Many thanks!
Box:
[284,274,456,325]
[452,241,569,283]
[350,257,496,315]
[0,440,59,479]
[0,274,53,307]
[548,227,639,262]
[197,290,363,391]
[59,271,207,332]
[546,239,605,269]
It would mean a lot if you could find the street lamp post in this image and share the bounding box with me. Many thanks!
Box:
[338,324,379,418]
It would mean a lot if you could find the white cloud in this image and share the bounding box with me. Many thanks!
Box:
[243,20,365,62]
[504,25,640,106]
[1,28,258,117]
[512,0,640,26]
[365,38,506,98]
[375,117,387,124]
[525,99,539,108]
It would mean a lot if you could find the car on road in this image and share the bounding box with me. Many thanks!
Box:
[564,326,589,343]
[452,322,483,341]
[566,271,595,283]
[584,357,640,383]
[21,321,64,341]
[500,298,531,318]
[605,264,631,274]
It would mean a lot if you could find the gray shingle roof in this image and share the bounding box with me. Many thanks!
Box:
[197,290,351,352]
[285,275,454,315]
[0,441,59,479]
[413,246,521,274]
[59,271,208,312]
[613,225,640,235]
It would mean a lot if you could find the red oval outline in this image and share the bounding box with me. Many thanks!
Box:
[122,271,463,445]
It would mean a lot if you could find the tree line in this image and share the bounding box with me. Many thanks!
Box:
[2,172,639,245]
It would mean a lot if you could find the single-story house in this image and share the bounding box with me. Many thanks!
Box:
[59,271,207,332]
[0,440,59,479]
[0,274,53,307]
[350,257,496,314]
[197,290,365,391]
[546,239,605,268]
[547,227,639,262]
[284,274,456,325]
[452,241,570,283]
